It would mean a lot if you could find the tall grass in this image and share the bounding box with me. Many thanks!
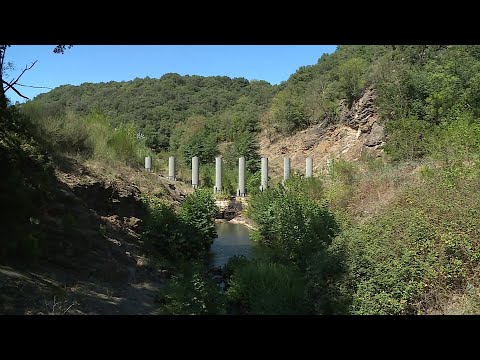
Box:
[22,103,150,167]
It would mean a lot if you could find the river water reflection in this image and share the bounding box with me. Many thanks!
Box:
[209,222,253,268]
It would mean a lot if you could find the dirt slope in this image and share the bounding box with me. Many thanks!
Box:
[0,157,190,315]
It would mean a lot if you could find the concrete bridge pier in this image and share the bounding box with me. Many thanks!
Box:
[214,156,223,194]
[237,156,246,197]
[168,156,176,181]
[145,156,152,172]
[306,157,313,178]
[260,157,268,192]
[192,156,199,189]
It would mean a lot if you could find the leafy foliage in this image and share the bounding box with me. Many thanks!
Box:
[0,107,55,260]
[29,74,276,155]
[225,258,309,315]
[247,177,338,269]
[157,262,225,315]
[143,189,218,261]
[21,103,150,166]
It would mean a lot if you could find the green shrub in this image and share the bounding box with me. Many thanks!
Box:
[283,175,324,202]
[157,262,225,315]
[247,183,338,268]
[200,163,215,189]
[226,259,309,314]
[222,255,249,281]
[0,107,55,261]
[178,188,218,249]
[337,57,368,105]
[246,171,261,196]
[309,208,440,315]
[426,115,480,185]
[23,106,150,167]
[143,189,218,261]
[330,158,358,184]
[384,116,432,161]
[308,173,480,315]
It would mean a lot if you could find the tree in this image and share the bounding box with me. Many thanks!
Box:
[337,57,368,105]
[0,45,72,110]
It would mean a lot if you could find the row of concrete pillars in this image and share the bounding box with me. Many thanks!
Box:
[144,156,317,196]
[145,156,177,180]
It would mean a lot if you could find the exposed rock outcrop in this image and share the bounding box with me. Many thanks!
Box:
[259,87,385,177]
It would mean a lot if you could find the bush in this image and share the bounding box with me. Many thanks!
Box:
[157,262,225,315]
[225,259,309,314]
[143,189,218,261]
[246,171,261,196]
[330,158,358,184]
[308,173,480,314]
[384,116,432,161]
[284,174,324,202]
[178,188,218,248]
[337,57,368,105]
[200,163,215,189]
[426,115,480,185]
[247,182,338,268]
[222,255,250,282]
[0,107,55,261]
[28,110,92,156]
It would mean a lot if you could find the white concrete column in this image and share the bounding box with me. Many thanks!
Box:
[214,156,223,194]
[145,156,152,172]
[260,157,268,191]
[192,156,199,189]
[168,156,176,180]
[237,156,246,197]
[306,157,313,178]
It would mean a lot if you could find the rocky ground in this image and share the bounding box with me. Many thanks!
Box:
[0,157,188,315]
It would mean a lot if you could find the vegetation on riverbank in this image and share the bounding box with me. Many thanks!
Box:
[3,44,480,314]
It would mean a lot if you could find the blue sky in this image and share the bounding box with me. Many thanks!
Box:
[4,45,337,104]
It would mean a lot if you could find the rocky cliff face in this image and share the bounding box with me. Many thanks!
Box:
[259,87,385,177]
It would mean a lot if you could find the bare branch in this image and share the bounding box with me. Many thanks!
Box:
[3,60,38,92]
[16,83,53,90]
[8,85,29,100]
[62,301,78,315]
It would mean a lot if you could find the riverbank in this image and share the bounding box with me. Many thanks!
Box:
[215,216,257,231]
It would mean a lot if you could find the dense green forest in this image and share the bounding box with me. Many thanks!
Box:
[3,45,480,314]
[29,74,274,161]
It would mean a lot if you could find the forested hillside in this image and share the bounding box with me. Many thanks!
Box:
[30,45,480,165]
[31,74,274,153]
[4,45,480,314]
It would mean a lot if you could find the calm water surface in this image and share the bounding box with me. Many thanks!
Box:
[209,222,253,268]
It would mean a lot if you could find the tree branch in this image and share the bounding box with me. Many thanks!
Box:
[2,79,52,90]
[16,83,53,90]
[8,84,29,100]
[3,60,37,92]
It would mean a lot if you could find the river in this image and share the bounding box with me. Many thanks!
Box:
[209,222,253,268]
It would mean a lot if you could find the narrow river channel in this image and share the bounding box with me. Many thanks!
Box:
[209,222,253,268]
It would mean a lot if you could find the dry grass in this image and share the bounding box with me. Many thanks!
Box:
[343,161,421,223]
[55,155,193,208]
